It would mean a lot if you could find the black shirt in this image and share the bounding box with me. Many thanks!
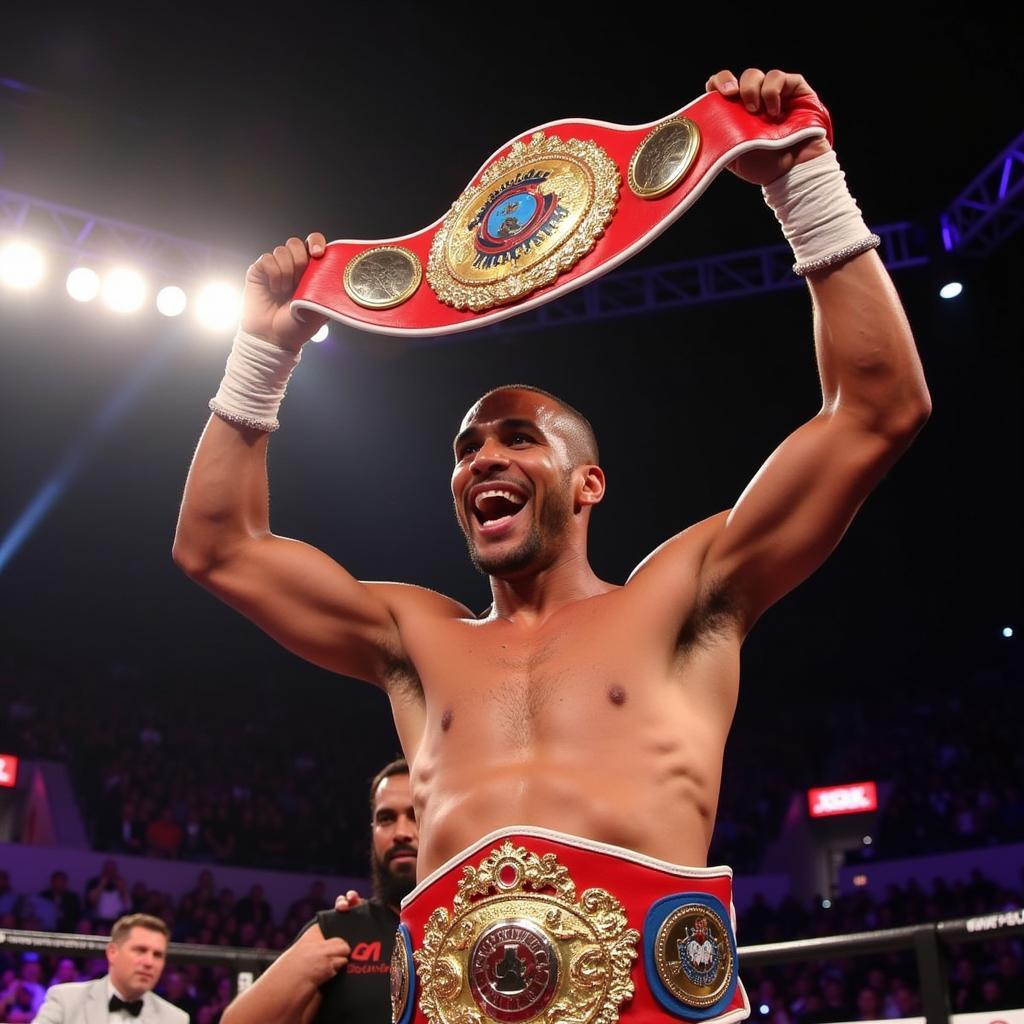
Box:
[300,900,398,1024]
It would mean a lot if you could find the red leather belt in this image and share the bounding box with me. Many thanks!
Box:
[391,827,751,1024]
[291,91,831,338]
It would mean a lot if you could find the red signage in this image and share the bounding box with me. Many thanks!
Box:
[808,781,878,818]
[0,754,18,788]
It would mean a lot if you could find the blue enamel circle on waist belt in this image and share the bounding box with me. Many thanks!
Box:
[644,892,739,1020]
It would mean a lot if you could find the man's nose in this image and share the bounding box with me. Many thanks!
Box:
[470,437,509,474]
[395,814,417,842]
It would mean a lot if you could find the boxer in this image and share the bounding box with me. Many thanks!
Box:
[174,69,930,1022]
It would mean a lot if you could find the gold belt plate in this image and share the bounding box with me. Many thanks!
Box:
[415,840,639,1024]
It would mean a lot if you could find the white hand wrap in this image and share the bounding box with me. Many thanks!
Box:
[762,149,880,277]
[208,329,302,433]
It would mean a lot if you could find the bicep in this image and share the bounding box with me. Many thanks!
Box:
[193,533,404,685]
[703,409,909,628]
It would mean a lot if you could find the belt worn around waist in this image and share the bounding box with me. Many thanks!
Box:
[392,827,751,1024]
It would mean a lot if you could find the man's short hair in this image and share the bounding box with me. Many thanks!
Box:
[110,913,170,944]
[369,758,409,816]
[476,384,600,467]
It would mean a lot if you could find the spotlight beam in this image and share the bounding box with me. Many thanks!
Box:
[0,334,177,573]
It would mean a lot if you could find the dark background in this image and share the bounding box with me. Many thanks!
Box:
[1,8,1020,786]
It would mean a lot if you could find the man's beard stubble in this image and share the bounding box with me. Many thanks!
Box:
[371,850,417,908]
[462,476,574,577]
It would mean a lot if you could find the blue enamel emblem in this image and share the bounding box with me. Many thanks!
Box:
[467,169,568,269]
[644,892,739,1021]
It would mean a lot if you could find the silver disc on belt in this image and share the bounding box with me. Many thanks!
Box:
[468,917,559,1023]
[628,117,701,199]
[343,246,422,309]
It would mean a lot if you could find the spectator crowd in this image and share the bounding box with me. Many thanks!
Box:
[2,663,1020,877]
[1,657,1020,1022]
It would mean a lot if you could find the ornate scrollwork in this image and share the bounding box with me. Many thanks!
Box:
[414,842,638,1024]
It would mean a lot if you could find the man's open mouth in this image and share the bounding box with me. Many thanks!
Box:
[471,486,527,529]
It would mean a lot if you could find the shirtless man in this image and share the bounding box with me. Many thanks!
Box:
[173,69,930,1023]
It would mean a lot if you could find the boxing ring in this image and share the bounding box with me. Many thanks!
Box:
[2,906,1021,1023]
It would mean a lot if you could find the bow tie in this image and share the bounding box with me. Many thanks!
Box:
[109,995,143,1017]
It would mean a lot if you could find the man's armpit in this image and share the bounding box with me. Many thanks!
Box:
[676,574,743,654]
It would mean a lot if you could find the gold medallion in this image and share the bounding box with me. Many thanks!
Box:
[427,132,620,312]
[343,246,422,309]
[653,903,733,1009]
[415,841,639,1024]
[627,117,701,199]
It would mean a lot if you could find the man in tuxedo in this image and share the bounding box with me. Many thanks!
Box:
[32,914,187,1024]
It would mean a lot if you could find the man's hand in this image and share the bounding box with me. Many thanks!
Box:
[334,890,363,912]
[277,923,352,987]
[241,233,328,352]
[705,69,832,185]
[220,917,352,1024]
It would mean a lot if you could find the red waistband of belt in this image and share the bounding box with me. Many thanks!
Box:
[392,827,751,1024]
[291,91,831,339]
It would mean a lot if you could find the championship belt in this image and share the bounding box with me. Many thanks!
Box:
[393,827,750,1024]
[291,91,831,338]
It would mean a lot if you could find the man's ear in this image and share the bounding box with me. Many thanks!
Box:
[576,465,606,509]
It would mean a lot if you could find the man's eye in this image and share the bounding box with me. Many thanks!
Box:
[510,434,531,445]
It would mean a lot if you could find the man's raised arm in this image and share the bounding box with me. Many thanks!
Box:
[696,69,932,630]
[172,233,404,685]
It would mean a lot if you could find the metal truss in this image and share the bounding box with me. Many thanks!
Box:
[0,187,241,278]
[0,190,931,331]
[486,222,927,337]
[940,130,1024,257]
[3,124,1021,334]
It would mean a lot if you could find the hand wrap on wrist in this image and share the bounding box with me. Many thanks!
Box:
[208,329,302,433]
[762,148,880,277]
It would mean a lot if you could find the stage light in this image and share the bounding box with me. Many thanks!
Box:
[821,898,832,909]
[196,282,241,331]
[862,835,873,845]
[0,239,45,289]
[311,322,330,343]
[939,281,963,299]
[759,1005,770,1016]
[1004,626,1014,639]
[102,268,147,313]
[853,874,869,887]
[67,267,100,303]
[157,285,187,317]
